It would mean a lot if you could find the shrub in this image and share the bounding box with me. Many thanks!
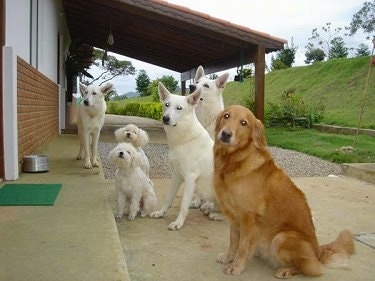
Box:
[265,89,325,128]
[106,101,163,120]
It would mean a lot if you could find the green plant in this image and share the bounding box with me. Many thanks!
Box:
[136,69,151,96]
[265,89,325,128]
[106,101,162,120]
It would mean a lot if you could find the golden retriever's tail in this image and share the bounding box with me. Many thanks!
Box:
[318,229,355,269]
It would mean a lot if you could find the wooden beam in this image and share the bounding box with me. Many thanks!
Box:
[254,45,265,123]
[181,80,186,95]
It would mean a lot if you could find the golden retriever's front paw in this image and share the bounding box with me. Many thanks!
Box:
[275,267,295,279]
[217,252,234,264]
[224,263,243,275]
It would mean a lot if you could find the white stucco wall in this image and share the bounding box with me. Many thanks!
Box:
[5,0,30,62]
[5,0,62,83]
[3,0,69,179]
[37,0,60,82]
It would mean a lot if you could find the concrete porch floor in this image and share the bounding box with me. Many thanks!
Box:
[0,123,374,281]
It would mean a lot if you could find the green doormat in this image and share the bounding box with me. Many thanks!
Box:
[0,184,62,206]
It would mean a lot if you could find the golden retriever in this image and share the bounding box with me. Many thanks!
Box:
[213,105,354,279]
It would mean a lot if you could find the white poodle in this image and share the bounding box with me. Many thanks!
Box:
[108,142,157,220]
[114,124,150,176]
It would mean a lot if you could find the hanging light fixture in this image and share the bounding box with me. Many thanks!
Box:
[107,17,115,46]
[103,17,114,66]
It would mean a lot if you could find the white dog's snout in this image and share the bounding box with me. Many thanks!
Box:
[162,114,170,124]
[119,151,124,158]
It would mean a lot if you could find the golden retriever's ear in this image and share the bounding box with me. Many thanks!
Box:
[214,110,224,134]
[253,119,267,148]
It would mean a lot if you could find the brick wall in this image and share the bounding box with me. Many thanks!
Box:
[17,57,59,163]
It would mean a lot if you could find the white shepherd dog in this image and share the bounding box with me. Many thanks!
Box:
[76,82,113,169]
[150,82,219,230]
[191,65,229,139]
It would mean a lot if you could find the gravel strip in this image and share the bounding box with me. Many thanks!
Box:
[99,142,343,180]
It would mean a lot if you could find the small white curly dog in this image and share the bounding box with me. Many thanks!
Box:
[108,142,157,220]
[114,124,150,176]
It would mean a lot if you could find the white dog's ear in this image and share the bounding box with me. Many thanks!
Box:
[216,72,229,89]
[114,128,126,143]
[137,129,149,147]
[187,87,202,106]
[100,83,114,95]
[79,83,87,94]
[195,65,205,81]
[158,82,170,102]
[131,153,141,168]
[107,148,116,164]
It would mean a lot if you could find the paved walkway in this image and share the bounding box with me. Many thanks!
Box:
[0,117,374,280]
[0,134,129,281]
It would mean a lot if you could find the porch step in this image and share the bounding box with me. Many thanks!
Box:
[342,163,375,184]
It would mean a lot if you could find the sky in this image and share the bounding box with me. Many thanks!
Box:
[91,0,370,94]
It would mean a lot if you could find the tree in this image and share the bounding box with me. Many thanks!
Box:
[306,22,343,58]
[355,43,371,56]
[157,75,178,92]
[136,69,151,96]
[270,41,298,71]
[270,55,287,70]
[90,49,136,86]
[347,0,375,39]
[329,37,348,59]
[149,75,179,101]
[237,64,253,79]
[304,48,326,64]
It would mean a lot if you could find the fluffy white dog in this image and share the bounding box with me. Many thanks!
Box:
[114,124,150,176]
[76,82,113,169]
[108,142,157,220]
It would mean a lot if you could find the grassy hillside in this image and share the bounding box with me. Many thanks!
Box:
[223,56,375,129]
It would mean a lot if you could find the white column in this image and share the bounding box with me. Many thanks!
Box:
[3,46,19,180]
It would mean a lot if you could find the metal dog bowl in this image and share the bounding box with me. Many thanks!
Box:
[22,155,49,173]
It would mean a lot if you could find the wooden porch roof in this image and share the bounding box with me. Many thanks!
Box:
[61,0,286,80]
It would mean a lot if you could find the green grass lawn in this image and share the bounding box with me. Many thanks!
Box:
[223,56,375,129]
[109,56,375,163]
[266,127,375,163]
